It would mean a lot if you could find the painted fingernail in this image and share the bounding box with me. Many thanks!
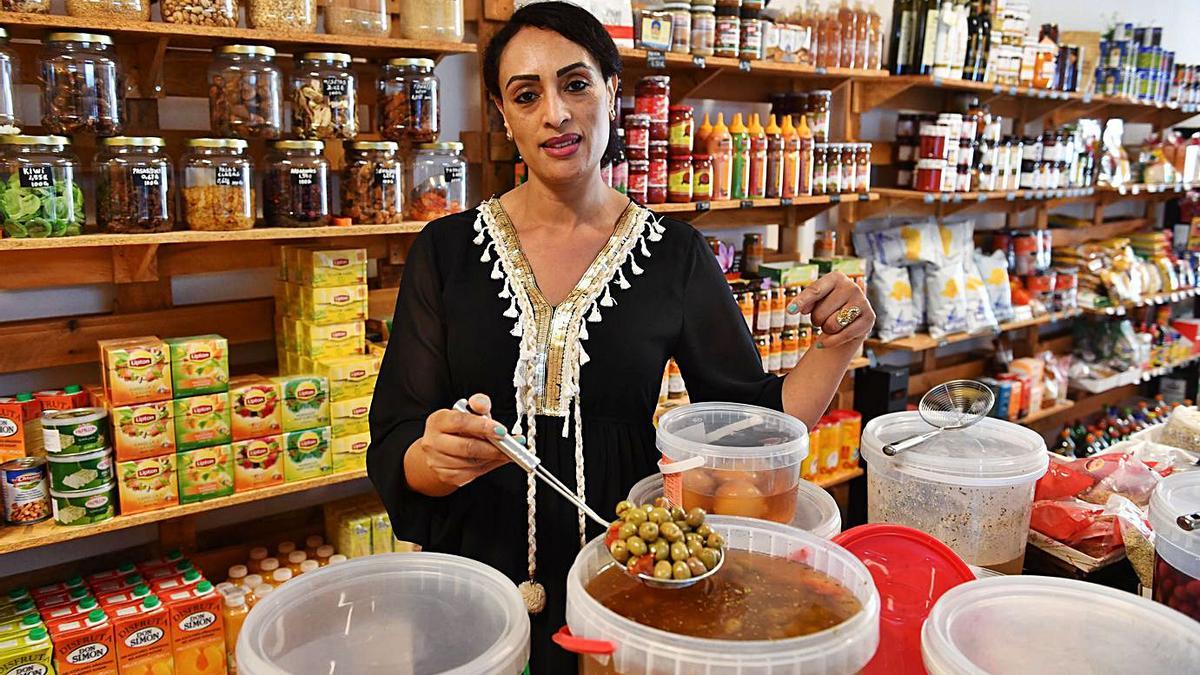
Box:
[517,435,527,445]
[787,303,800,314]
[494,425,507,437]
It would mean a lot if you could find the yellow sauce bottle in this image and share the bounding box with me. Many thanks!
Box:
[797,115,815,196]
[707,113,733,201]
[781,115,801,198]
[747,113,768,199]
[765,114,784,199]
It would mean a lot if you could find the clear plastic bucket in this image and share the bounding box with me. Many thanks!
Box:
[1149,471,1200,621]
[860,413,1048,574]
[563,516,879,675]
[657,403,809,523]
[237,553,529,674]
[627,472,841,539]
[922,576,1200,674]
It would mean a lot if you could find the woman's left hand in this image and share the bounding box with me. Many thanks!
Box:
[789,272,875,349]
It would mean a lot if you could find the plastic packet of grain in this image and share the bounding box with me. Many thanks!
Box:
[910,264,927,329]
[868,262,919,342]
[975,249,1015,322]
[868,222,941,267]
[936,220,974,265]
[925,260,969,339]
[964,255,999,333]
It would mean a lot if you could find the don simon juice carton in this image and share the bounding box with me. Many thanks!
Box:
[111,595,173,675]
[48,607,118,675]
[165,581,226,675]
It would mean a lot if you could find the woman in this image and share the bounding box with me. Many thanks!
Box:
[368,3,875,671]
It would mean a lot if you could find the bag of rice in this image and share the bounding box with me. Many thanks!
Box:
[964,255,999,333]
[867,222,941,267]
[925,260,969,339]
[937,220,974,265]
[975,249,1015,322]
[910,264,927,329]
[868,262,919,342]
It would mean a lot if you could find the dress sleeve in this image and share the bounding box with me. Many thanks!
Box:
[367,229,449,546]
[672,229,785,411]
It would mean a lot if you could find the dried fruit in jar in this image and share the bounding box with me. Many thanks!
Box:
[292,79,356,140]
[264,163,330,227]
[41,61,122,136]
[97,161,173,234]
[183,185,256,231]
[408,179,460,222]
[341,156,403,224]
[209,68,282,139]
[0,175,84,238]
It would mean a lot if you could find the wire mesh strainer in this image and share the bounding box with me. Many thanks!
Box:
[882,380,996,456]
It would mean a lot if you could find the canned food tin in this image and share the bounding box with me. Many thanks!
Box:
[50,482,115,527]
[41,407,108,455]
[46,447,114,492]
[1,457,51,524]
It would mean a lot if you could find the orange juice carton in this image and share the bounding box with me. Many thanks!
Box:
[87,563,138,588]
[151,570,203,596]
[98,584,152,611]
[90,574,146,597]
[165,336,230,398]
[228,377,282,441]
[177,445,234,504]
[0,626,54,675]
[35,586,90,609]
[98,337,173,406]
[32,575,85,601]
[272,375,330,432]
[137,550,188,576]
[0,614,43,639]
[112,595,173,675]
[34,385,91,411]
[143,562,194,584]
[112,401,176,461]
[172,394,231,452]
[48,607,118,675]
[117,455,179,515]
[329,396,370,438]
[232,436,284,491]
[165,581,226,675]
[0,394,44,461]
[331,431,370,473]
[282,427,332,482]
[42,597,100,623]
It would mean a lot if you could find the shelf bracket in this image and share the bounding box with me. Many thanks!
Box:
[851,77,916,114]
[132,37,169,99]
[671,67,727,103]
[111,244,160,284]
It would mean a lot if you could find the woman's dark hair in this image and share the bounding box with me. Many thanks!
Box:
[483,1,622,100]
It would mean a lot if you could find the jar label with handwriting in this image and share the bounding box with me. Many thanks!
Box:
[19,166,51,189]
[215,165,245,187]
[373,166,398,187]
[322,76,350,100]
[132,166,164,189]
[443,165,464,184]
[291,167,318,186]
[410,81,434,102]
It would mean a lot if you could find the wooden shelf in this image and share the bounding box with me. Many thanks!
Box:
[1050,218,1149,247]
[867,310,1081,353]
[1080,288,1199,316]
[0,222,426,252]
[1020,400,1076,425]
[0,470,369,556]
[620,47,888,80]
[649,193,878,216]
[812,466,863,489]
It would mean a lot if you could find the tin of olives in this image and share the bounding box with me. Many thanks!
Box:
[41,407,108,455]
[46,447,114,492]
[50,481,115,526]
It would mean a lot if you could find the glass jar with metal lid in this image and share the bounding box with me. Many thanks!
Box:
[161,0,237,26]
[1,0,49,12]
[263,140,330,228]
[0,135,84,238]
[341,141,404,225]
[66,0,149,20]
[247,0,316,31]
[326,0,389,35]
[181,138,256,232]
[97,137,174,235]
[396,0,464,42]
[409,142,465,221]
[209,44,283,140]
[40,32,123,136]
[378,58,439,144]
[291,52,358,141]
[0,29,18,135]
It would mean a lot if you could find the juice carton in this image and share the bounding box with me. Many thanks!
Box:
[165,336,230,398]
[172,394,232,452]
[48,608,118,675]
[312,353,380,401]
[297,284,369,325]
[337,509,374,559]
[177,445,234,504]
[98,584,152,611]
[42,597,99,623]
[143,562,193,584]
[232,436,284,491]
[271,375,330,432]
[0,615,43,639]
[0,394,44,461]
[0,626,54,675]
[98,337,173,406]
[330,396,371,438]
[152,570,202,596]
[0,588,31,608]
[293,248,368,287]
[111,595,174,675]
[165,581,226,675]
[34,386,90,411]
[35,586,90,609]
[282,427,332,482]
[91,574,145,597]
[331,431,370,473]
[112,401,176,461]
[228,377,282,441]
[32,576,85,601]
[83,384,107,408]
[87,563,138,588]
[0,600,37,623]
[117,455,179,515]
[371,512,394,555]
[137,550,188,575]
[295,320,365,360]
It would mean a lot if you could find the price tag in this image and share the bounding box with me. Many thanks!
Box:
[214,165,245,188]
[858,192,871,201]
[977,194,988,202]
[952,194,963,203]
[828,193,841,203]
[739,60,752,73]
[939,193,951,202]
[645,50,668,69]
[692,55,706,69]
[322,76,350,99]
[923,193,935,204]
[815,66,828,75]
[1008,86,1018,96]
[780,197,793,206]
[1036,89,1047,99]
[1006,192,1017,201]
[932,76,943,87]
[444,164,465,183]
[695,200,711,212]
[739,199,754,209]
[992,84,1002,94]
[18,166,51,189]
[1082,93,1093,103]
[373,166,398,187]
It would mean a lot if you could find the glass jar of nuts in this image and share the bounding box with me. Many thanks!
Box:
[247,0,317,32]
[395,0,464,42]
[377,57,439,144]
[209,44,283,140]
[161,0,239,27]
[96,136,175,235]
[65,0,150,21]
[181,138,256,232]
[40,32,123,136]
[341,141,404,225]
[291,52,358,141]
[326,0,390,36]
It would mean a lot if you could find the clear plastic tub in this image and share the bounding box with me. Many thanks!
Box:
[861,413,1048,574]
[564,516,879,675]
[656,402,809,524]
[237,552,529,674]
[922,576,1200,674]
[1149,471,1200,621]
[626,472,841,539]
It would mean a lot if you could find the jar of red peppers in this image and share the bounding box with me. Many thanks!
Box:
[409,141,465,221]
[628,159,649,204]
[668,105,693,156]
[648,140,668,204]
[634,76,670,141]
[668,154,692,203]
[692,154,713,201]
[378,57,439,144]
[263,140,330,228]
[624,113,650,160]
[97,136,174,234]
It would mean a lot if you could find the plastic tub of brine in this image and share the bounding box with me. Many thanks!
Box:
[657,403,808,523]
[627,472,841,538]
[922,576,1200,674]
[237,553,529,674]
[1149,471,1200,621]
[861,413,1048,574]
[562,516,879,675]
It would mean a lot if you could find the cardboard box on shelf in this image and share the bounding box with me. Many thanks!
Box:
[177,445,234,504]
[110,596,173,675]
[283,283,369,325]
[272,375,330,432]
[310,353,380,401]
[289,248,368,287]
[0,394,44,461]
[47,608,118,675]
[165,335,230,398]
[232,436,284,491]
[332,432,369,473]
[292,320,366,360]
[330,396,371,438]
[116,455,179,515]
[282,427,332,482]
[111,401,175,461]
[98,337,173,407]
[163,581,225,675]
[228,376,283,442]
[34,386,90,412]
[173,394,232,452]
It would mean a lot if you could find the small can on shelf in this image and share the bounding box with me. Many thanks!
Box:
[395,0,464,42]
[1,457,51,525]
[408,142,465,221]
[292,52,358,141]
[97,136,174,235]
[378,58,440,144]
[326,0,390,36]
[162,0,237,26]
[263,140,331,228]
[209,44,284,140]
[342,141,404,225]
[181,138,256,232]
[247,0,316,32]
[40,32,123,137]
[0,135,84,239]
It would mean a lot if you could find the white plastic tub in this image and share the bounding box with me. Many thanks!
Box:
[627,472,841,539]
[861,413,1048,573]
[564,516,879,675]
[922,576,1200,674]
[1149,471,1200,621]
[237,553,529,674]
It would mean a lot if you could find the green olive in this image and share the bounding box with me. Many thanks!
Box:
[670,541,689,562]
[706,533,725,549]
[614,500,635,518]
[696,524,713,538]
[638,521,659,541]
[653,497,671,509]
[626,536,647,557]
[659,522,683,543]
[670,506,687,521]
[649,507,672,525]
[642,503,655,514]
[651,539,670,561]
[687,557,707,577]
[686,507,706,528]
[609,539,629,563]
[698,548,720,570]
[618,522,638,540]
[672,561,692,580]
[624,508,647,526]
[654,560,673,580]
[677,521,693,534]
[685,533,703,546]
[689,540,706,558]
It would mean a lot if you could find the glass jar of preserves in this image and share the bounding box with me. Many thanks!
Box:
[691,2,716,57]
[326,0,389,36]
[0,135,84,238]
[247,0,316,32]
[855,142,871,193]
[209,45,283,139]
[623,113,650,161]
[838,144,855,194]
[812,143,828,195]
[692,154,713,201]
[665,2,691,54]
[409,142,465,221]
[40,33,123,136]
[396,0,464,42]
[378,58,440,144]
[715,6,740,58]
[342,141,404,225]
[162,0,237,26]
[826,143,843,194]
[97,137,174,234]
[66,0,149,20]
[668,105,694,156]
[807,90,831,142]
[0,30,17,134]
[628,159,649,203]
[634,76,670,141]
[739,8,763,60]
[648,140,669,204]
[668,154,693,203]
[181,138,255,232]
[264,140,330,228]
[292,52,358,141]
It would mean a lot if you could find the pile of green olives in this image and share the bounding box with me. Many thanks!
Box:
[605,498,725,581]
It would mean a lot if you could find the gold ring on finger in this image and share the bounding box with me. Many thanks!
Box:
[835,306,862,328]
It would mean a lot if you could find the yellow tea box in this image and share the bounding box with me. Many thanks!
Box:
[298,284,369,325]
[294,248,367,287]
[296,320,365,359]
[313,353,381,401]
[98,337,172,406]
[282,427,332,481]
[332,431,370,473]
[371,512,393,554]
[330,396,371,438]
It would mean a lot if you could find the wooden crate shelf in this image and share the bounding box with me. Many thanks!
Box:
[0,223,426,252]
[867,310,1081,353]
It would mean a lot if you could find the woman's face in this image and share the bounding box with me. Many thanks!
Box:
[495,27,617,187]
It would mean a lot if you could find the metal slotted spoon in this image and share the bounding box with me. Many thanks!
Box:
[882,380,996,456]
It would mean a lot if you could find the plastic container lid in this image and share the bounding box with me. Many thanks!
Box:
[45,447,111,464]
[657,402,809,470]
[237,553,530,675]
[922,576,1200,674]
[1149,471,1200,578]
[861,412,1049,487]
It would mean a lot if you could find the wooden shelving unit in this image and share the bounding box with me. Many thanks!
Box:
[1080,288,1200,316]
[867,310,1082,353]
[0,223,426,252]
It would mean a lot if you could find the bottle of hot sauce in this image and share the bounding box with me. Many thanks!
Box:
[797,114,815,196]
[765,114,784,199]
[781,115,801,198]
[729,113,751,200]
[707,113,733,200]
[696,113,714,152]
[747,114,768,199]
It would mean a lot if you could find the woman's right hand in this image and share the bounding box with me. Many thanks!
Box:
[413,393,513,490]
